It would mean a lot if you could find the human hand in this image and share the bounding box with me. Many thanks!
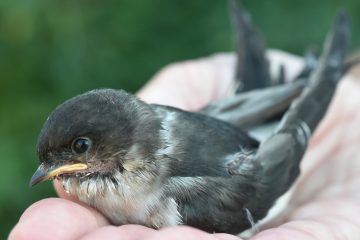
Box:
[9,50,360,239]
[139,51,360,240]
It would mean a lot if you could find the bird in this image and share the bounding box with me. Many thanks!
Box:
[30,1,350,234]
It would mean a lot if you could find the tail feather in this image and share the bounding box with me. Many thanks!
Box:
[280,10,350,132]
[256,10,350,200]
[229,0,271,93]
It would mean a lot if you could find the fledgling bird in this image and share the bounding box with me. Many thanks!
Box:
[30,2,350,234]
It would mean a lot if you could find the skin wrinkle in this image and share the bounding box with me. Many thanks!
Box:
[279,198,360,240]
[342,177,360,199]
[293,198,360,225]
[291,142,354,208]
[80,225,156,240]
[290,207,360,239]
[251,228,317,240]
[321,215,360,239]
[144,226,241,240]
[331,150,360,196]
[281,220,334,240]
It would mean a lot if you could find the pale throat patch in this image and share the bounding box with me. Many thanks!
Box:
[60,170,182,228]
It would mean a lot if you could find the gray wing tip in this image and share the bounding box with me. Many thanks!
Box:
[336,9,349,26]
[318,9,351,78]
[228,0,271,93]
[228,0,253,41]
[327,10,351,53]
[335,9,351,40]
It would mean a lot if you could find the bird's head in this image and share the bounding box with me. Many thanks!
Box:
[30,89,163,187]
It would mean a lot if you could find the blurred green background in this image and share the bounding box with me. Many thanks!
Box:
[1,0,359,237]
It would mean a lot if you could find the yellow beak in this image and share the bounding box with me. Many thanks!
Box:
[30,162,88,187]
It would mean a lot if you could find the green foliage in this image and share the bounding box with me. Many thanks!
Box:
[0,0,359,237]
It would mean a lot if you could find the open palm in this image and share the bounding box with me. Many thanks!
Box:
[9,51,360,239]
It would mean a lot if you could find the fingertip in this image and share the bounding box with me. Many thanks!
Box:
[53,179,79,202]
[8,225,26,240]
[250,228,311,240]
[118,224,158,235]
[19,198,106,223]
[10,198,108,240]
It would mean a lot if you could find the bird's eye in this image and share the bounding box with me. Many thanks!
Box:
[72,137,91,154]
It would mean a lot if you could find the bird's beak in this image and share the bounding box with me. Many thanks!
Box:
[30,162,88,187]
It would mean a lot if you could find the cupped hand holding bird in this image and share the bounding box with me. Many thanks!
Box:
[9,51,360,240]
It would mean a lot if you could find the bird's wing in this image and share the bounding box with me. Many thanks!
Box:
[200,0,309,130]
[200,81,305,129]
[228,0,271,92]
[228,10,350,216]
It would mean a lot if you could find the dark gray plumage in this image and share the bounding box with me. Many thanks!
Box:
[229,0,271,93]
[30,2,350,235]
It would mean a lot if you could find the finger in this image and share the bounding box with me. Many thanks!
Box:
[79,225,154,240]
[214,233,244,240]
[250,227,317,240]
[252,198,360,240]
[144,226,242,240]
[80,225,156,240]
[53,179,80,202]
[9,198,109,240]
[80,225,241,240]
[137,53,236,110]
